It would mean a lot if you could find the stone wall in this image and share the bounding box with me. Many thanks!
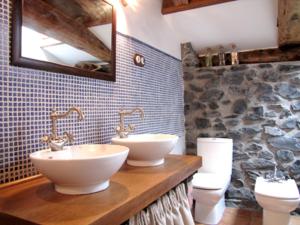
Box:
[182,43,300,212]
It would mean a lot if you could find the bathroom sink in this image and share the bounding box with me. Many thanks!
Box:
[111,134,178,167]
[30,144,129,195]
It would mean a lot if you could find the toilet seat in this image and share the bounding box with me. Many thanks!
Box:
[192,172,228,190]
[192,172,230,224]
[255,177,300,200]
[255,177,300,225]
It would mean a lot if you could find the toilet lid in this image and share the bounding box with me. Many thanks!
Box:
[255,177,300,199]
[192,172,228,190]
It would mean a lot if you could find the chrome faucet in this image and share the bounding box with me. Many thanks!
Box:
[265,162,285,183]
[41,107,84,151]
[116,107,144,138]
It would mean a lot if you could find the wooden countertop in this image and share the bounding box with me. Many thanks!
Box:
[0,155,201,225]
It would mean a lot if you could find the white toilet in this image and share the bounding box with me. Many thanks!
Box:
[191,138,233,224]
[255,177,300,225]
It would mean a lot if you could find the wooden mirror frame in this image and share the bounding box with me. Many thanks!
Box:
[11,0,116,81]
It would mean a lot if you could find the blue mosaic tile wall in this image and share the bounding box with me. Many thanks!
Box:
[0,0,184,184]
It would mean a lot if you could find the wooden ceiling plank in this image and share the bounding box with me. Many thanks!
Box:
[74,0,112,27]
[278,0,300,48]
[162,0,236,15]
[162,0,175,9]
[172,0,189,6]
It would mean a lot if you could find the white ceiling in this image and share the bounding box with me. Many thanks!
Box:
[117,0,278,59]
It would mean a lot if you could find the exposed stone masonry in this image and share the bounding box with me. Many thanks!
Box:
[182,43,300,212]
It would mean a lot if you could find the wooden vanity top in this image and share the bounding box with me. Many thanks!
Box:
[0,155,201,225]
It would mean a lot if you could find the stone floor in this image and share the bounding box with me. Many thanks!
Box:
[195,208,300,225]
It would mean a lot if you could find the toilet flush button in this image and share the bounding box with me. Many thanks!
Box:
[255,177,300,199]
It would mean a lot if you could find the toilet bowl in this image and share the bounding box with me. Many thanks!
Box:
[192,172,230,224]
[255,177,300,225]
[192,138,233,225]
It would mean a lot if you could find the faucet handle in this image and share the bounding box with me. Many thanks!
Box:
[78,113,85,121]
[64,132,74,144]
[128,124,135,132]
[115,125,122,135]
[41,134,51,143]
[51,108,57,115]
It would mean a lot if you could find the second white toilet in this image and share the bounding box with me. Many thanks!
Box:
[191,138,233,224]
[255,177,300,225]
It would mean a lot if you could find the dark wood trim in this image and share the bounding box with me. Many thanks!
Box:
[162,0,235,15]
[11,0,116,82]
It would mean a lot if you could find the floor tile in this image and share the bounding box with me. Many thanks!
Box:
[195,207,300,225]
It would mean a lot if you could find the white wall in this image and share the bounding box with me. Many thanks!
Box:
[115,0,278,59]
[170,136,186,155]
[115,0,181,58]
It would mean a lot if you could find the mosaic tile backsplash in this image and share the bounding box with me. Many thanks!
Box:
[0,0,184,184]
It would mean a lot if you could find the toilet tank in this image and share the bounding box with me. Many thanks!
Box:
[197,138,233,176]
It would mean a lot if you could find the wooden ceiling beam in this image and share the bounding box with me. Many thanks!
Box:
[162,0,236,15]
[74,0,112,27]
[197,47,300,66]
[172,0,189,6]
[278,0,300,48]
[23,0,111,62]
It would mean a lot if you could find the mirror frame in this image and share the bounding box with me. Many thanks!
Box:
[11,0,116,81]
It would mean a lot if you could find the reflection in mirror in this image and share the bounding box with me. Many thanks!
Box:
[12,0,116,81]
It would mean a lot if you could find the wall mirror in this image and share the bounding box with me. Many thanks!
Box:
[11,0,116,81]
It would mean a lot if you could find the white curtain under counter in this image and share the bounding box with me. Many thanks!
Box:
[129,183,195,225]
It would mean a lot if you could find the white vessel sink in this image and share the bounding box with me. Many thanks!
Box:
[111,134,178,167]
[30,144,129,195]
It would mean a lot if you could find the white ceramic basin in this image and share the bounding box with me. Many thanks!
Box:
[30,144,129,195]
[111,134,178,167]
